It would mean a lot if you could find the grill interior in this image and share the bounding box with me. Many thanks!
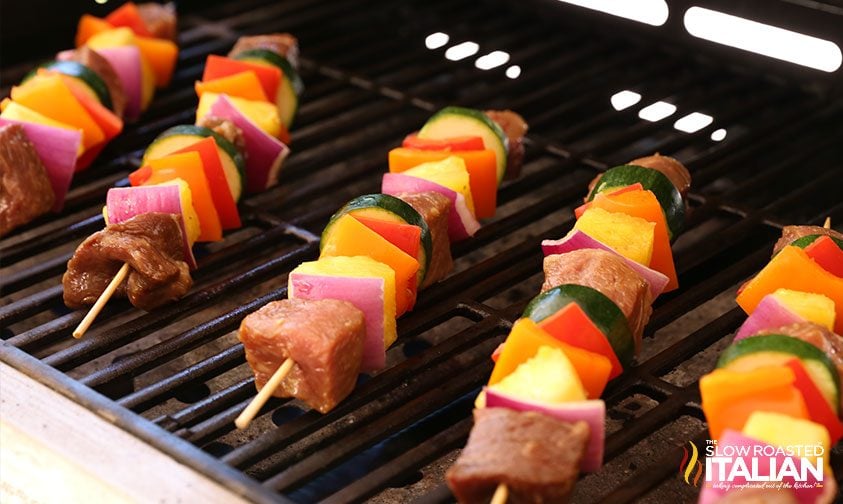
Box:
[2,0,843,502]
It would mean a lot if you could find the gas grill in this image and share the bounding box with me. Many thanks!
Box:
[1,0,843,502]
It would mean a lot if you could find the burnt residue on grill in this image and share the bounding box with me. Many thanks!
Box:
[2,0,843,503]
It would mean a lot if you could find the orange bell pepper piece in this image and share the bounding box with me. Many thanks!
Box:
[737,246,843,334]
[11,76,105,152]
[352,216,421,262]
[320,214,420,316]
[804,235,843,278]
[195,71,270,103]
[388,147,498,219]
[105,2,152,37]
[54,71,123,142]
[203,56,281,103]
[171,137,241,230]
[538,302,625,379]
[583,189,679,291]
[144,152,223,242]
[135,35,178,88]
[490,318,612,399]
[76,15,114,47]
[700,366,809,440]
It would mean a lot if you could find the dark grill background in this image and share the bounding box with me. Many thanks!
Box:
[1,0,842,502]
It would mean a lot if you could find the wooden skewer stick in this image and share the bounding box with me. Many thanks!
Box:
[490,484,508,504]
[823,217,831,229]
[235,358,294,430]
[72,263,130,339]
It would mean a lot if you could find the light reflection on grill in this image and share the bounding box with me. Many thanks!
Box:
[1,0,842,503]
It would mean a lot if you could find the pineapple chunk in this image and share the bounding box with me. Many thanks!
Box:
[743,411,830,467]
[196,92,282,139]
[403,156,475,216]
[161,179,201,246]
[772,289,836,331]
[574,207,655,266]
[86,27,136,48]
[489,346,587,404]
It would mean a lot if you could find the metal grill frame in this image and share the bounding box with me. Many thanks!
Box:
[2,0,843,502]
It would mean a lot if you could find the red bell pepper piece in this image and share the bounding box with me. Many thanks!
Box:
[202,56,281,103]
[105,2,152,37]
[574,183,644,219]
[785,358,843,443]
[171,137,242,230]
[128,165,153,186]
[352,216,421,261]
[538,302,624,379]
[804,235,843,278]
[402,133,485,151]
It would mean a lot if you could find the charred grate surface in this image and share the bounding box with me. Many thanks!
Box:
[2,0,843,502]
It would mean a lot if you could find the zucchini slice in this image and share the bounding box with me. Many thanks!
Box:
[587,164,685,241]
[323,194,432,285]
[143,125,246,202]
[233,49,303,129]
[25,60,113,111]
[418,106,508,184]
[718,334,840,413]
[522,284,635,369]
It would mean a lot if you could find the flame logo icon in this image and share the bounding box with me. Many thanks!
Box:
[679,441,703,486]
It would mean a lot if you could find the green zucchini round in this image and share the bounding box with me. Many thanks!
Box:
[323,194,432,285]
[718,334,840,413]
[522,284,635,369]
[789,234,843,251]
[144,125,246,202]
[25,60,113,111]
[587,164,685,241]
[233,49,303,129]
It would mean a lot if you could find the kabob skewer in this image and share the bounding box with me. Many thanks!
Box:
[233,108,528,427]
[63,34,304,336]
[0,2,179,237]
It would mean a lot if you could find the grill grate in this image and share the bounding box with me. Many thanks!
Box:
[2,0,843,502]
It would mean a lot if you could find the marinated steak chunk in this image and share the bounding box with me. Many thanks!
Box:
[196,116,246,155]
[63,213,192,311]
[772,225,843,256]
[757,321,843,411]
[396,191,453,288]
[137,2,177,41]
[0,124,54,237]
[447,408,589,504]
[542,249,652,347]
[586,153,692,201]
[238,298,365,413]
[485,109,527,180]
[228,33,300,69]
[57,46,126,118]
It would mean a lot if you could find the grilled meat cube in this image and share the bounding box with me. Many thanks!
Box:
[62,213,192,311]
[137,2,177,41]
[485,109,528,180]
[228,33,300,69]
[57,46,127,118]
[586,153,692,201]
[0,124,54,237]
[542,249,652,345]
[772,225,843,256]
[396,191,453,289]
[238,298,366,414]
[196,116,246,156]
[757,321,843,411]
[447,408,589,504]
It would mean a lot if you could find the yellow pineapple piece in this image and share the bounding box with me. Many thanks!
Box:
[772,289,836,331]
[574,207,655,266]
[196,92,282,139]
[489,346,587,404]
[403,156,475,215]
[743,411,830,467]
